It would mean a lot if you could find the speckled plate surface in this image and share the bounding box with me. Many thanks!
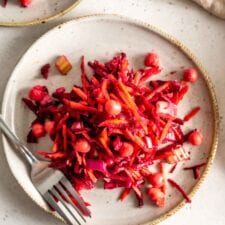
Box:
[0,0,81,27]
[1,15,218,225]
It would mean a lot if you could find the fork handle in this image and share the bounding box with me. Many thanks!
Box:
[0,114,38,165]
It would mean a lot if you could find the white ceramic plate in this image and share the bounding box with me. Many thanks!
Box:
[1,15,218,225]
[0,0,81,26]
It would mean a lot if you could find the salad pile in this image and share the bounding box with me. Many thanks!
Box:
[23,52,204,209]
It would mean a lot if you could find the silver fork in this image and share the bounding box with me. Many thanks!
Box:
[0,114,91,225]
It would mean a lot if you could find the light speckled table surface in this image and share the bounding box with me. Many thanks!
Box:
[0,0,225,225]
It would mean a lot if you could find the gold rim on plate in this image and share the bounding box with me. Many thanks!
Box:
[1,14,219,225]
[0,0,81,27]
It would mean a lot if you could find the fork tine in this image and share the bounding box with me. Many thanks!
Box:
[51,187,82,225]
[43,192,73,225]
[55,183,86,222]
[60,177,91,217]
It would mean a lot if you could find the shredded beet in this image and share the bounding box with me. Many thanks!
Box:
[23,52,203,211]
[168,179,191,203]
[41,64,51,79]
[183,162,206,179]
[184,107,201,122]
[169,163,177,174]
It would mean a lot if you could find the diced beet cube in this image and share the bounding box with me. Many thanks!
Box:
[41,64,51,79]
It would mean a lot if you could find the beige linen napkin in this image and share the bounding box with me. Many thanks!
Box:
[192,0,225,19]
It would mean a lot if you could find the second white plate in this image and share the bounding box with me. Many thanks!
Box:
[0,0,81,26]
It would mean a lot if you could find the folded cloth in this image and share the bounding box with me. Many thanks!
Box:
[192,0,225,19]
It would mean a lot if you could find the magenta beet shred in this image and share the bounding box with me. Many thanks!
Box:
[183,162,206,179]
[23,52,204,210]
[167,179,191,203]
[41,64,51,80]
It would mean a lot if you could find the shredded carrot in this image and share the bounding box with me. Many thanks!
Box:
[101,79,110,100]
[99,119,128,127]
[63,99,98,113]
[146,82,170,100]
[119,188,131,201]
[184,107,201,122]
[99,128,114,157]
[72,87,88,101]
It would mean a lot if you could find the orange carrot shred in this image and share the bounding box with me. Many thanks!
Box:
[117,79,148,133]
[146,82,170,100]
[72,87,88,101]
[184,107,201,122]
[101,79,110,100]
[99,128,114,157]
[159,119,173,143]
[99,119,128,127]
[63,99,98,113]
[119,188,131,201]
